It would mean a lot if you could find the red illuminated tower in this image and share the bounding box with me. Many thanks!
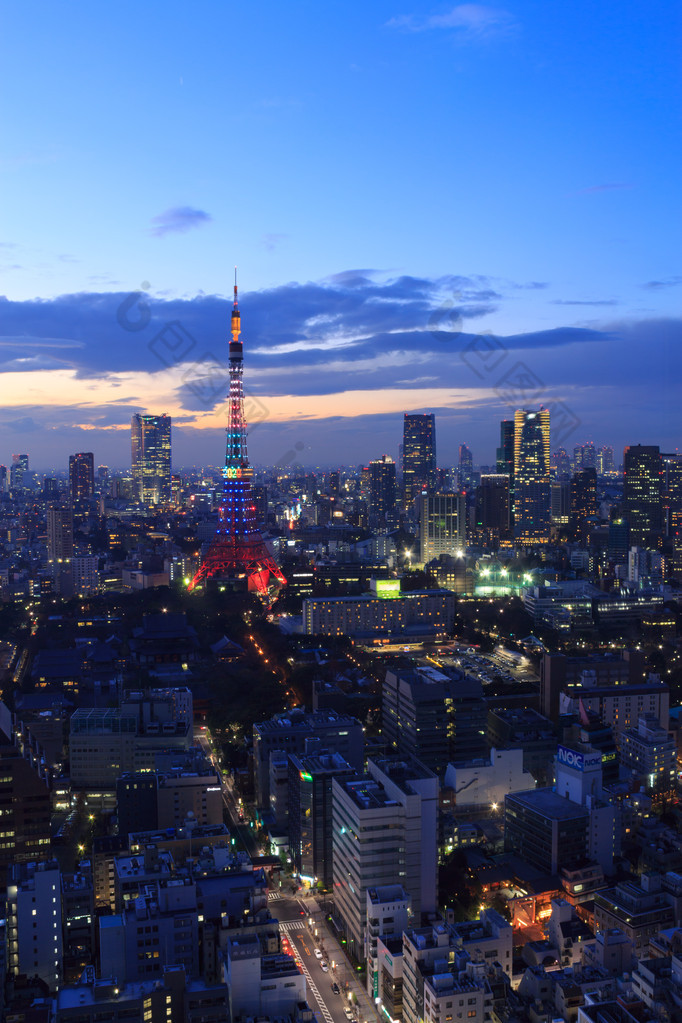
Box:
[188,274,286,600]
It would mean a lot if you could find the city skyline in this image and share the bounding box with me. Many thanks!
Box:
[1,2,680,466]
[2,5,682,1015]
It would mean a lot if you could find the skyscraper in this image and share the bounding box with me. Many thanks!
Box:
[369,455,397,528]
[131,414,171,505]
[479,474,510,538]
[402,413,436,506]
[552,447,571,480]
[496,420,514,478]
[69,452,95,503]
[10,454,28,491]
[458,443,473,489]
[419,492,466,563]
[513,408,551,545]
[571,467,597,544]
[47,505,74,596]
[662,452,682,536]
[551,480,571,526]
[623,444,662,546]
[598,446,615,476]
[574,442,597,471]
[47,505,73,565]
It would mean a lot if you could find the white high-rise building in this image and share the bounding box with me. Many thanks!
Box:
[332,756,438,963]
[7,860,63,992]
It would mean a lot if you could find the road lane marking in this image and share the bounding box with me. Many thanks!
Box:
[288,943,334,1023]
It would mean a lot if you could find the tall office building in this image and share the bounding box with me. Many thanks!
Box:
[402,414,436,506]
[332,756,438,961]
[0,465,7,493]
[662,452,682,536]
[419,492,465,563]
[478,474,510,537]
[47,505,74,565]
[0,704,52,877]
[552,447,571,480]
[7,860,63,993]
[288,751,355,889]
[369,454,397,527]
[382,667,486,774]
[669,509,682,580]
[598,445,615,475]
[131,413,171,505]
[551,480,571,526]
[496,420,514,478]
[623,444,662,546]
[69,451,95,503]
[608,518,630,563]
[574,442,597,471]
[571,467,597,543]
[10,453,29,491]
[513,408,550,545]
[458,443,473,489]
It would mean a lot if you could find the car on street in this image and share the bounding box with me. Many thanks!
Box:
[320,962,328,972]
[331,983,340,995]
[344,1009,354,1020]
[314,948,323,959]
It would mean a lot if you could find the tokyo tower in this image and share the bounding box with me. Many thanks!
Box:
[188,274,286,600]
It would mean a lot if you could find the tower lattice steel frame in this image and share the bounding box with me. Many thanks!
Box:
[188,274,286,600]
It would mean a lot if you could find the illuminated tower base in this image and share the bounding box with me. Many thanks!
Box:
[190,532,286,598]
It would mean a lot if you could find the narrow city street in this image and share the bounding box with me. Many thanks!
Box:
[269,891,381,1023]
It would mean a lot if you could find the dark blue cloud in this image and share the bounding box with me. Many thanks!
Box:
[0,273,602,388]
[1,278,680,454]
[150,206,213,237]
[642,276,682,290]
[551,299,619,307]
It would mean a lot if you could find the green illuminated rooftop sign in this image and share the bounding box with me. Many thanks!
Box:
[374,579,402,599]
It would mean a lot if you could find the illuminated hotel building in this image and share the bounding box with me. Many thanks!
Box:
[131,413,171,505]
[513,407,550,545]
[402,414,436,506]
[303,579,454,637]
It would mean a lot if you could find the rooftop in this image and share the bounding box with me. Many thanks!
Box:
[368,884,409,905]
[506,787,589,820]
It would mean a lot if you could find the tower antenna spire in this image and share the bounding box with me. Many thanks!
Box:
[231,266,241,344]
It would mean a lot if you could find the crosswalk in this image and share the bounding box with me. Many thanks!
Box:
[267,891,283,901]
[278,919,306,932]
[275,921,334,1023]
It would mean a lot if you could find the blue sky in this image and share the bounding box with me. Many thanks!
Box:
[1,1,680,469]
